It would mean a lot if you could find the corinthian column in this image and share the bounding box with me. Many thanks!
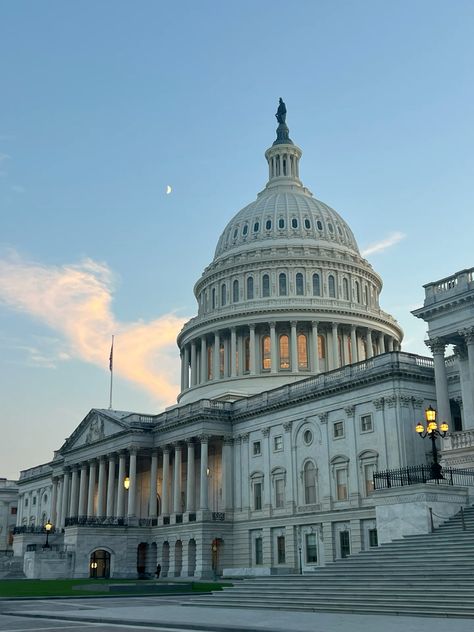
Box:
[149,450,158,518]
[200,436,209,510]
[186,440,195,512]
[230,327,237,377]
[78,463,88,518]
[249,325,256,375]
[97,457,107,518]
[332,323,339,368]
[106,455,116,518]
[173,443,182,514]
[87,460,97,518]
[312,321,320,373]
[68,467,79,518]
[162,447,170,516]
[426,338,452,426]
[291,321,298,372]
[127,449,137,518]
[116,452,126,518]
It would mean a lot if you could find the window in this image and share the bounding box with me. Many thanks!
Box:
[347,337,352,364]
[32,497,37,506]
[254,483,262,511]
[207,346,213,380]
[265,219,272,230]
[255,537,263,564]
[304,462,316,504]
[364,463,376,496]
[244,337,250,372]
[242,223,248,236]
[221,283,226,306]
[304,218,311,229]
[316,220,323,230]
[328,222,334,233]
[333,421,344,438]
[364,285,369,305]
[369,528,378,547]
[297,334,308,369]
[343,278,349,300]
[212,288,216,309]
[273,435,283,451]
[11,507,17,515]
[318,334,326,359]
[277,535,286,564]
[278,218,285,229]
[262,335,271,370]
[275,479,285,508]
[25,498,28,507]
[233,227,238,239]
[295,272,304,295]
[233,279,239,303]
[219,343,225,378]
[338,335,344,366]
[253,441,261,456]
[279,273,287,296]
[291,218,298,229]
[328,275,336,298]
[336,469,348,500]
[360,414,373,433]
[262,274,270,297]
[305,533,318,563]
[340,530,350,557]
[312,273,321,296]
[247,276,254,299]
[303,429,313,445]
[279,334,290,369]
[355,281,360,303]
[253,221,260,232]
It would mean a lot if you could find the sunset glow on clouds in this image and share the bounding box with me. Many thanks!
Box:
[0,252,186,406]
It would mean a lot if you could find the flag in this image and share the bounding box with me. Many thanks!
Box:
[109,336,114,372]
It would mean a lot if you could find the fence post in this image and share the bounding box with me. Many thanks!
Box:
[461,506,466,531]
[429,507,434,533]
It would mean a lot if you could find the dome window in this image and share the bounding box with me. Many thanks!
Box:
[253,221,260,233]
[265,219,272,230]
[304,218,311,229]
[337,225,343,236]
[221,283,227,306]
[212,288,216,309]
[242,223,249,236]
[343,278,349,300]
[291,218,298,229]
[328,275,336,298]
[328,223,334,233]
[279,273,287,296]
[247,276,254,300]
[233,279,239,303]
[262,335,271,370]
[279,335,290,369]
[233,228,238,239]
[355,281,361,303]
[298,334,308,369]
[262,274,270,297]
[296,273,304,296]
[316,220,323,231]
[278,218,285,229]
[303,430,313,445]
[312,273,321,296]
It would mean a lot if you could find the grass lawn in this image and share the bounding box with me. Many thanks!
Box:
[0,578,231,599]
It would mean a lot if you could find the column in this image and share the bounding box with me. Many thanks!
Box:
[78,463,88,518]
[127,449,137,518]
[332,322,339,369]
[116,452,126,518]
[230,327,237,377]
[162,447,170,516]
[200,335,207,383]
[388,337,394,352]
[50,478,58,526]
[149,450,158,517]
[312,321,320,373]
[291,321,298,372]
[106,455,116,518]
[173,444,182,514]
[214,331,220,381]
[184,345,190,389]
[69,467,79,518]
[426,339,452,426]
[237,332,243,375]
[249,324,256,375]
[270,322,277,374]
[191,341,197,386]
[461,328,474,426]
[97,457,107,518]
[367,329,373,358]
[180,351,184,391]
[186,440,195,512]
[222,437,233,511]
[87,460,97,518]
[60,470,70,527]
[380,333,386,354]
[350,325,358,363]
[199,436,209,511]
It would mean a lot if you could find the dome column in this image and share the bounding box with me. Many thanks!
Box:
[214,332,220,381]
[291,321,298,372]
[332,323,339,369]
[388,337,394,352]
[190,341,197,386]
[350,326,358,363]
[367,329,374,359]
[380,333,386,354]
[311,321,320,373]
[249,324,256,375]
[200,336,207,383]
[183,345,190,389]
[270,322,277,374]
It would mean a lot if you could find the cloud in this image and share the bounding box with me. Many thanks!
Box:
[361,231,406,257]
[0,253,187,406]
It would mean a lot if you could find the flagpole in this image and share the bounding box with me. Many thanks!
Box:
[109,335,114,410]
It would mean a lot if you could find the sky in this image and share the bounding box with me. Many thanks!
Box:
[1,1,473,480]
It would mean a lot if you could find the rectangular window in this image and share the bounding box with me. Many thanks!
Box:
[364,463,375,496]
[369,528,378,547]
[253,441,261,456]
[275,479,284,508]
[333,421,344,438]
[340,530,351,558]
[336,469,348,500]
[25,498,28,507]
[254,482,262,511]
[273,435,283,451]
[277,535,286,564]
[11,507,17,515]
[32,497,37,506]
[255,537,263,565]
[305,533,318,563]
[360,414,373,432]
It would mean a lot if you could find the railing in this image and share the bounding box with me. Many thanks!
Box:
[446,429,474,451]
[65,517,125,527]
[212,512,225,521]
[423,267,474,299]
[19,463,52,481]
[13,526,57,535]
[373,465,474,490]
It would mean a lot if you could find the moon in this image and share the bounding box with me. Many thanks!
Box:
[166,185,172,195]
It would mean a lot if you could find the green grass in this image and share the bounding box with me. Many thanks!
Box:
[0,578,231,599]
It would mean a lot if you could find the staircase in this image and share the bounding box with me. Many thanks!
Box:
[189,506,474,617]
[0,555,25,579]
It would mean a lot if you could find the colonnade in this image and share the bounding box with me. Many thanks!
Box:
[180,321,399,391]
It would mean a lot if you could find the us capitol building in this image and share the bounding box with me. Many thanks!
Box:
[11,102,474,580]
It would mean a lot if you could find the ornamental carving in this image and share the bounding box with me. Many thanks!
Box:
[459,327,474,345]
[318,412,329,424]
[262,427,271,437]
[412,398,424,409]
[425,338,446,355]
[283,421,293,432]
[385,395,397,408]
[85,416,105,444]
[344,405,355,418]
[241,433,249,443]
[223,435,234,445]
[399,395,412,407]
[373,397,385,411]
[454,344,468,360]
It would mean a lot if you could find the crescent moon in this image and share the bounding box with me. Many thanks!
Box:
[166,185,172,195]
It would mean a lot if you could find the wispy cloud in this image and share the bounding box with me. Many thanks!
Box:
[0,252,187,406]
[361,231,406,257]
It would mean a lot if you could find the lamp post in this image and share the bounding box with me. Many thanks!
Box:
[43,519,53,549]
[415,405,449,480]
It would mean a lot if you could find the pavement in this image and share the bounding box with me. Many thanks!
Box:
[1,596,474,632]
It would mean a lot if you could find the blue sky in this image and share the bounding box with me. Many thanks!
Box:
[1,1,473,479]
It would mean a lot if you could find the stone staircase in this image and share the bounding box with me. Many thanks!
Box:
[0,555,25,579]
[189,506,474,617]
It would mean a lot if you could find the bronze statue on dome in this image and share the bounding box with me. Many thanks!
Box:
[275,98,287,125]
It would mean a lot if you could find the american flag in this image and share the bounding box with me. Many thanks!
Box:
[109,335,114,372]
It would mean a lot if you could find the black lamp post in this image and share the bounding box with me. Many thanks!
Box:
[415,405,449,480]
[43,520,53,549]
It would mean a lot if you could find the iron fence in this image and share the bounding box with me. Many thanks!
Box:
[373,465,474,490]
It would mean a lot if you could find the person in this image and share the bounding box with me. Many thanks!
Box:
[276,98,287,125]
[156,563,161,578]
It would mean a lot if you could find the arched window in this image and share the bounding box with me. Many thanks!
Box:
[296,273,304,296]
[355,281,360,303]
[297,334,308,369]
[279,273,287,296]
[328,275,336,298]
[343,278,349,300]
[279,334,290,369]
[233,279,239,303]
[244,337,250,372]
[318,334,326,359]
[364,285,369,305]
[212,288,216,309]
[221,283,226,306]
[247,276,254,300]
[261,335,271,370]
[313,273,321,296]
[304,462,317,504]
[262,274,270,298]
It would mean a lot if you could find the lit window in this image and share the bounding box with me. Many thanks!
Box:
[304,218,311,229]
[262,335,271,370]
[318,335,326,359]
[221,284,226,306]
[312,273,321,296]
[244,337,250,372]
[279,335,290,369]
[298,334,308,369]
[255,536,263,562]
[219,343,225,378]
[262,274,270,297]
[333,421,344,438]
[233,279,239,303]
[265,219,272,230]
[247,276,254,300]
[254,484,262,511]
[304,462,316,504]
[278,218,285,229]
[347,337,352,364]
[336,469,348,500]
[253,221,260,232]
[277,535,286,563]
[273,435,283,451]
[291,218,298,229]
[328,275,336,298]
[306,533,318,563]
[279,273,287,296]
[253,441,261,456]
[361,414,373,433]
[296,272,304,295]
[275,478,285,508]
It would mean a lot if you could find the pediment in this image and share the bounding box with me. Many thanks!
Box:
[61,409,128,452]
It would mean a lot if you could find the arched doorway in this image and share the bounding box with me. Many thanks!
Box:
[188,539,196,577]
[211,538,223,578]
[137,542,148,577]
[174,540,183,577]
[162,541,170,577]
[90,549,111,578]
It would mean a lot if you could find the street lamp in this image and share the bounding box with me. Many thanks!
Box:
[415,406,449,479]
[123,476,130,490]
[43,520,53,549]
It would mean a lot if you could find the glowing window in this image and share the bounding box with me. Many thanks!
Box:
[262,335,271,370]
[219,343,225,377]
[298,334,308,369]
[279,334,290,369]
